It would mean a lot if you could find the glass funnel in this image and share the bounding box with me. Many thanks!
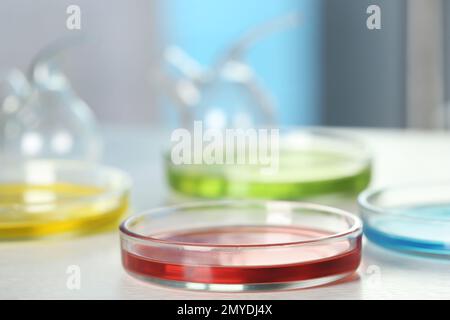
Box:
[163,12,302,130]
[0,38,101,162]
[162,13,372,203]
[0,39,129,239]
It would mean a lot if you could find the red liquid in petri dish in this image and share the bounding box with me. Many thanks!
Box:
[122,225,361,285]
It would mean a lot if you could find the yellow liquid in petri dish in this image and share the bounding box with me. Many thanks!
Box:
[0,183,129,239]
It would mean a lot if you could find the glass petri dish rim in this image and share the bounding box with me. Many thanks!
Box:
[0,159,132,212]
[120,200,362,249]
[358,181,450,223]
[278,126,372,156]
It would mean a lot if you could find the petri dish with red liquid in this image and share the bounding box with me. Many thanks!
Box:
[120,201,362,292]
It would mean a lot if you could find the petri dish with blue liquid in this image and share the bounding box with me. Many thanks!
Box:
[359,183,450,256]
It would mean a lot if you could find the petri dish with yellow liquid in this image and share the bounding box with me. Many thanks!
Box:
[0,159,131,239]
[165,128,371,200]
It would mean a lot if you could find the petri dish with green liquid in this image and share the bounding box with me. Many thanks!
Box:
[165,128,372,200]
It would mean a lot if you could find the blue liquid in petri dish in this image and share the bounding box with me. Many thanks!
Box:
[364,204,450,255]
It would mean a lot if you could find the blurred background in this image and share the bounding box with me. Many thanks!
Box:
[0,0,448,129]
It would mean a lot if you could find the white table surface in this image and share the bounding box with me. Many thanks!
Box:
[1,126,450,300]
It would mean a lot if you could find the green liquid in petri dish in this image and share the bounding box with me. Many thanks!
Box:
[166,148,371,200]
